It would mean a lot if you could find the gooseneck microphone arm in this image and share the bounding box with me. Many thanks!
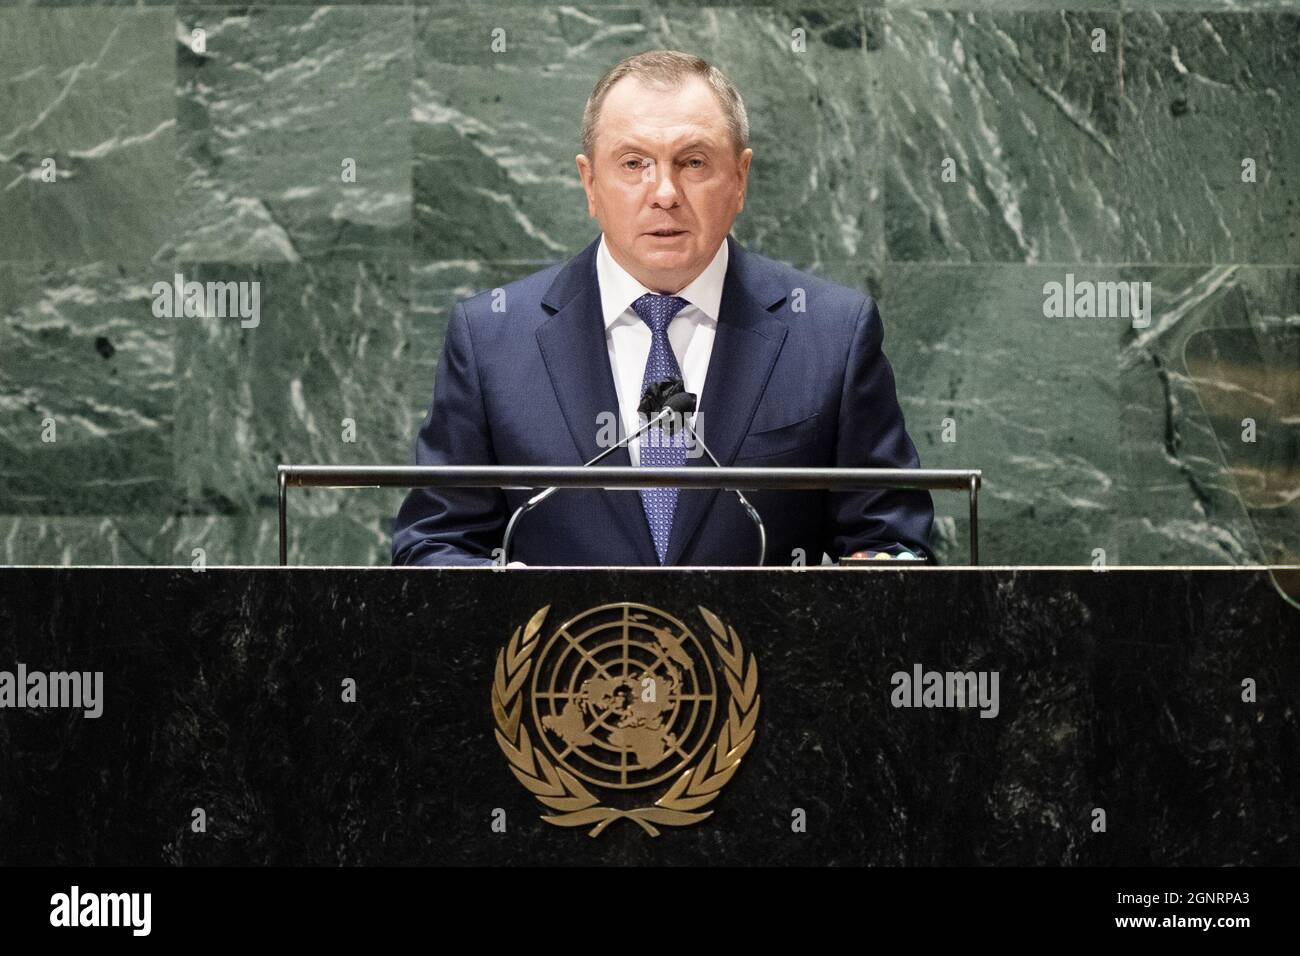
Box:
[499,400,680,565]
[669,396,767,567]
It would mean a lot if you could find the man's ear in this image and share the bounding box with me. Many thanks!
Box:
[736,148,753,212]
[576,153,597,219]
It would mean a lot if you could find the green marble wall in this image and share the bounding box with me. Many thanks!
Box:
[0,2,1296,567]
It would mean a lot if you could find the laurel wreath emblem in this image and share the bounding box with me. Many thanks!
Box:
[491,604,760,837]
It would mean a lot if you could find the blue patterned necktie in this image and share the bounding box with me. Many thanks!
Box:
[632,293,690,564]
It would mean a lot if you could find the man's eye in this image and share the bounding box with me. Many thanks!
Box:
[624,158,649,170]
[685,158,705,168]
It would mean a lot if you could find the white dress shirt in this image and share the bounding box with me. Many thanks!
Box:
[595,233,727,465]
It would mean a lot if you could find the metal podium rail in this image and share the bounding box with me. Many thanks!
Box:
[277,465,983,566]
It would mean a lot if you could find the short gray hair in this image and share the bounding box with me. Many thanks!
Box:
[581,50,749,161]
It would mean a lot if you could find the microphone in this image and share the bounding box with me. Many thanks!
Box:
[499,381,695,565]
[660,391,767,566]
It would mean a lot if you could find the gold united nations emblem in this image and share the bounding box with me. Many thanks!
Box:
[491,602,760,837]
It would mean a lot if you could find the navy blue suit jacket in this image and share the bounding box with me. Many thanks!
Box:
[392,234,934,566]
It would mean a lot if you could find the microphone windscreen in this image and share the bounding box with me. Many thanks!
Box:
[638,378,686,414]
[665,390,698,415]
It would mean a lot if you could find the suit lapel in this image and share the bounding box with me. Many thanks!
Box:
[536,237,658,564]
[664,236,789,565]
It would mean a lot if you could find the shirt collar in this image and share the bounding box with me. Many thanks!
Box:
[596,233,729,330]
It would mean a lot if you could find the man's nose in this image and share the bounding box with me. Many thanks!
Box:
[648,161,680,206]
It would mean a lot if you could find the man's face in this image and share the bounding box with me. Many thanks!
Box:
[577,74,752,294]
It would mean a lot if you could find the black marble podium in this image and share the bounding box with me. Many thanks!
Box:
[0,567,1296,866]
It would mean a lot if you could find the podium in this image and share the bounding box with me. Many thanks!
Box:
[1,566,1296,865]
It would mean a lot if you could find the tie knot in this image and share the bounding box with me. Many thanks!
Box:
[632,293,689,334]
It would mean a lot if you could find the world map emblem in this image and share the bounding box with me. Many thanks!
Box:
[492,602,760,836]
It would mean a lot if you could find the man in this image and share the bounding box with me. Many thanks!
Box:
[392,50,933,567]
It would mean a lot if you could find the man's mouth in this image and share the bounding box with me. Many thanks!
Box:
[646,229,688,238]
